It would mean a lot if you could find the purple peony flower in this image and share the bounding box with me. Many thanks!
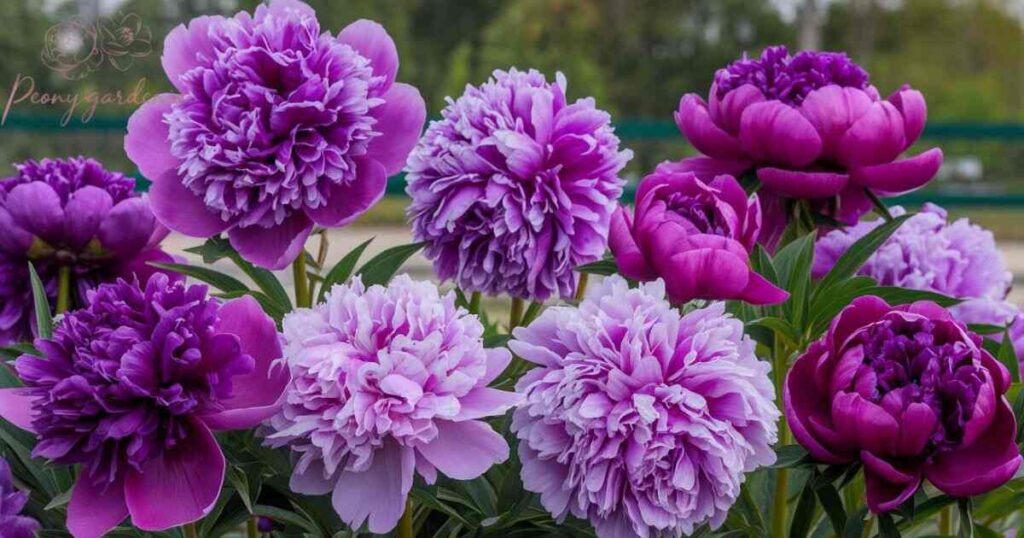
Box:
[125,0,426,270]
[785,296,1021,512]
[609,166,786,305]
[673,46,942,245]
[0,274,289,537]
[0,458,39,538]
[0,157,175,345]
[405,68,631,301]
[511,276,779,538]
[265,275,519,533]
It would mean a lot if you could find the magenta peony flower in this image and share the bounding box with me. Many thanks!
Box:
[0,157,175,345]
[609,166,786,305]
[125,0,426,269]
[511,276,779,538]
[0,274,289,537]
[0,458,39,538]
[785,296,1022,512]
[405,68,631,301]
[673,46,943,242]
[265,275,519,533]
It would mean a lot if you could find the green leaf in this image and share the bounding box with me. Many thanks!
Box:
[317,238,374,302]
[0,343,42,361]
[808,276,876,337]
[816,213,912,293]
[815,482,846,536]
[43,488,72,510]
[967,323,1007,335]
[355,242,425,286]
[864,286,961,307]
[771,445,810,469]
[28,263,52,338]
[253,505,318,533]
[575,259,618,276]
[186,237,291,309]
[213,290,287,322]
[774,233,816,330]
[226,467,253,514]
[842,507,868,538]
[877,512,900,537]
[749,317,801,349]
[788,473,817,538]
[957,498,973,538]
[151,262,249,294]
[999,329,1021,383]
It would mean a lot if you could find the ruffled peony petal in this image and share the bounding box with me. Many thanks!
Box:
[63,186,114,250]
[738,101,823,168]
[338,19,399,90]
[454,387,522,421]
[97,198,159,256]
[925,399,1022,497]
[228,212,314,270]
[149,169,230,238]
[67,475,128,538]
[662,247,750,303]
[757,167,849,199]
[7,182,64,243]
[331,441,414,534]
[305,159,387,228]
[837,101,906,168]
[366,83,427,175]
[888,86,927,149]
[827,296,892,354]
[161,17,225,92]
[894,402,937,456]
[0,388,37,432]
[799,86,873,161]
[201,295,288,431]
[784,343,850,464]
[849,148,943,195]
[609,208,657,281]
[124,417,225,531]
[862,451,921,513]
[711,84,765,135]
[832,391,900,455]
[417,420,509,480]
[739,271,789,305]
[124,93,180,181]
[674,94,744,160]
[289,459,334,496]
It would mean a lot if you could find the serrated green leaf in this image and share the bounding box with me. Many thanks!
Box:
[318,238,374,302]
[151,262,248,294]
[28,263,52,338]
[356,242,425,286]
[816,213,912,293]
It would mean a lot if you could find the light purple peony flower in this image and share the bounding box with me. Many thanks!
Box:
[0,274,289,538]
[673,46,942,246]
[405,68,632,301]
[510,276,779,538]
[0,157,175,345]
[813,204,1024,357]
[0,458,39,538]
[265,275,519,533]
[125,0,426,269]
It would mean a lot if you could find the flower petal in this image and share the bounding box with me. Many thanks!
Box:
[837,101,906,168]
[228,212,314,270]
[609,207,657,281]
[0,388,37,432]
[784,343,850,464]
[7,182,64,243]
[711,84,765,135]
[799,86,873,161]
[739,271,789,305]
[925,399,1022,497]
[305,159,387,228]
[67,475,128,538]
[366,83,427,176]
[161,17,225,92]
[656,156,751,182]
[149,169,230,238]
[862,451,921,513]
[675,94,744,160]
[339,19,399,90]
[662,247,750,304]
[124,93,180,181]
[739,101,823,168]
[849,148,943,196]
[417,420,509,480]
[454,387,522,421]
[98,198,159,256]
[332,440,414,533]
[888,86,927,149]
[124,417,225,531]
[64,186,113,250]
[757,167,848,199]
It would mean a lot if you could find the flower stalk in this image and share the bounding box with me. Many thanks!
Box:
[509,297,525,330]
[293,254,311,308]
[398,499,414,538]
[55,265,72,315]
[864,188,895,222]
[246,517,259,538]
[183,522,199,538]
[770,339,791,538]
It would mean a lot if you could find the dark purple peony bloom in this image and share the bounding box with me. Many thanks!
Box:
[126,0,425,269]
[406,68,631,301]
[0,157,175,345]
[673,46,942,247]
[0,274,289,537]
[0,458,39,538]
[785,296,1021,513]
[609,165,786,305]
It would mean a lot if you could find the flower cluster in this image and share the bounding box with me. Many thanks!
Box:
[511,276,779,537]
[785,296,1022,512]
[0,157,174,345]
[0,274,288,536]
[406,68,631,301]
[0,458,38,538]
[126,0,425,269]
[674,46,942,246]
[265,276,519,533]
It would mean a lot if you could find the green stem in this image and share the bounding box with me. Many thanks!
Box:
[771,339,792,538]
[55,265,72,315]
[939,505,951,535]
[509,297,525,330]
[521,300,544,327]
[864,188,894,222]
[574,272,590,302]
[183,522,199,538]
[246,517,259,538]
[398,499,414,538]
[469,291,482,314]
[292,254,311,308]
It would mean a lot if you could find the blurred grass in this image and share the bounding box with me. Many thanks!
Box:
[944,208,1024,242]
[351,197,410,227]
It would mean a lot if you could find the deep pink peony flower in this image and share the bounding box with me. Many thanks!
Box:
[125,0,425,269]
[512,276,779,537]
[0,275,289,537]
[609,166,786,305]
[785,296,1021,513]
[0,458,39,538]
[265,276,519,533]
[673,46,943,243]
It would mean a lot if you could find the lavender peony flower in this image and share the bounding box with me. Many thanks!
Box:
[0,458,39,538]
[609,166,786,305]
[950,297,1024,360]
[673,46,942,245]
[125,0,426,269]
[511,276,779,538]
[0,274,289,537]
[0,157,175,345]
[265,275,519,533]
[785,296,1021,512]
[406,68,631,301]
